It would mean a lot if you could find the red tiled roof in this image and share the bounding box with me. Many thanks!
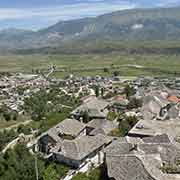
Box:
[167,95,180,103]
[113,95,126,101]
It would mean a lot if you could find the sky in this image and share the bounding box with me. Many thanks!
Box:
[0,0,180,30]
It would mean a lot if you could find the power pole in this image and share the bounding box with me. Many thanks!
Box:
[35,155,39,180]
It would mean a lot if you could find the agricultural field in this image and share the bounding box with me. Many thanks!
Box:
[0,52,180,77]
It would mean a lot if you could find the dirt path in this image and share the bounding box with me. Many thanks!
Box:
[0,120,32,132]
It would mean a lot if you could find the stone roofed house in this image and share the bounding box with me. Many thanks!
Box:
[38,118,86,154]
[50,118,86,138]
[105,139,180,180]
[158,103,180,120]
[106,155,156,180]
[167,95,180,104]
[141,94,170,120]
[128,119,180,142]
[71,98,109,120]
[109,95,129,112]
[105,140,156,180]
[142,134,171,144]
[51,134,113,168]
[86,118,118,136]
[141,92,180,121]
[124,134,171,145]
[80,95,96,103]
[138,143,180,165]
[0,80,10,89]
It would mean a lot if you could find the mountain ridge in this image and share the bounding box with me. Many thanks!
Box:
[2,6,180,51]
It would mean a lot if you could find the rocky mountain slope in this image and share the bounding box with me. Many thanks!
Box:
[2,7,180,50]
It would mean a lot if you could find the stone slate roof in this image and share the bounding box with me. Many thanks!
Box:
[105,139,180,180]
[166,105,179,120]
[142,134,170,144]
[47,118,86,141]
[106,140,155,180]
[89,128,106,136]
[143,94,169,108]
[55,134,113,161]
[87,109,106,118]
[106,141,134,155]
[141,95,170,120]
[87,118,117,135]
[71,98,109,117]
[106,155,155,180]
[126,136,143,144]
[138,143,180,164]
[141,102,160,120]
[128,119,180,141]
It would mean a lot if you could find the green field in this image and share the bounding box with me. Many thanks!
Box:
[0,53,180,77]
[0,115,31,129]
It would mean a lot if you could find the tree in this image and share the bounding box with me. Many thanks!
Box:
[0,144,46,180]
[89,167,102,180]
[17,125,31,135]
[95,86,99,97]
[0,129,18,151]
[43,165,58,180]
[3,112,11,121]
[72,173,89,180]
[101,88,104,97]
[117,115,138,137]
[124,84,135,99]
[80,110,90,123]
[24,90,49,121]
[103,68,109,73]
[113,71,119,77]
[55,164,69,179]
[127,98,142,110]
[12,111,18,121]
[0,156,5,176]
[72,166,107,180]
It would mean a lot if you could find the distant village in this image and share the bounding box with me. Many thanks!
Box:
[1,71,180,180]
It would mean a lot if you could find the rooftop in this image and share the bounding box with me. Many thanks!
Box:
[71,98,109,117]
[106,139,180,180]
[168,95,180,104]
[54,134,113,161]
[47,118,86,141]
[128,119,180,142]
[87,118,117,135]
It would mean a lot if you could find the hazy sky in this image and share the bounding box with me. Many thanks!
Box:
[0,0,180,30]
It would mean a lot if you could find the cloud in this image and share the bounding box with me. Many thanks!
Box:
[155,0,180,7]
[0,1,136,22]
[1,0,180,29]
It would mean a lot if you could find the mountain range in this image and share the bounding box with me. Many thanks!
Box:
[2,6,180,52]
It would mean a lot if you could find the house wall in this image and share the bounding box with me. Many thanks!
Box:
[128,133,153,138]
[54,154,82,168]
[86,127,95,135]
[38,135,56,154]
[54,146,105,169]
[88,150,104,166]
[78,128,87,137]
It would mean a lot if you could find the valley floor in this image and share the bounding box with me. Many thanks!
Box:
[0,53,180,77]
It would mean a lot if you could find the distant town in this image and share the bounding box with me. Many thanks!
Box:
[1,69,180,180]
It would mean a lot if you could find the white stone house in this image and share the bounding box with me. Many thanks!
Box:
[38,118,86,154]
[51,134,113,168]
